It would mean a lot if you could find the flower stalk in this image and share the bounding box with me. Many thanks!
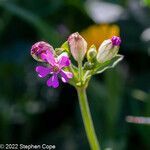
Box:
[78,61,83,82]
[77,87,100,150]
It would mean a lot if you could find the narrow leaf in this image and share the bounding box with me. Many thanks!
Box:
[94,55,124,74]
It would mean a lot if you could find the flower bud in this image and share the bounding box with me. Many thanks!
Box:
[84,62,94,70]
[111,36,121,46]
[68,32,87,62]
[96,36,121,63]
[31,41,54,62]
[87,45,97,62]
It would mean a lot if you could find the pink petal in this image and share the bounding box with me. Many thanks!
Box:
[35,66,51,78]
[41,50,56,66]
[58,56,71,68]
[60,70,73,83]
[47,74,59,88]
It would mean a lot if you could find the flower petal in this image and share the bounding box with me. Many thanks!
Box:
[60,70,73,83]
[58,56,71,68]
[41,50,56,66]
[35,66,51,78]
[47,74,59,88]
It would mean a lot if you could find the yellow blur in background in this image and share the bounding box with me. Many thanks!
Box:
[81,24,120,48]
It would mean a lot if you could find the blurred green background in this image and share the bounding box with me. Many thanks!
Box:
[0,0,150,150]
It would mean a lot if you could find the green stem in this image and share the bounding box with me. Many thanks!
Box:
[78,61,82,80]
[77,87,101,150]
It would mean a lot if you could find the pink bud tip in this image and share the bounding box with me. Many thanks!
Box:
[111,36,121,46]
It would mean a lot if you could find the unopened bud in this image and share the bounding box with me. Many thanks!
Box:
[96,36,121,63]
[68,32,87,62]
[87,45,97,62]
[84,62,94,70]
[31,41,54,62]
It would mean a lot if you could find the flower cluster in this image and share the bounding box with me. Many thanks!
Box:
[31,33,122,88]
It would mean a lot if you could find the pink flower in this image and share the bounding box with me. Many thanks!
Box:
[31,41,54,62]
[35,50,73,88]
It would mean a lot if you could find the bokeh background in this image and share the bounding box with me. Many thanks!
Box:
[0,0,150,150]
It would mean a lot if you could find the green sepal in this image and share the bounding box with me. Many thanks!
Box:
[64,64,79,87]
[61,41,70,52]
[55,48,65,55]
[55,41,70,56]
[93,55,124,74]
[88,44,97,52]
[84,62,94,70]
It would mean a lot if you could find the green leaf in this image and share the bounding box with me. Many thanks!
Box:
[94,55,124,74]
